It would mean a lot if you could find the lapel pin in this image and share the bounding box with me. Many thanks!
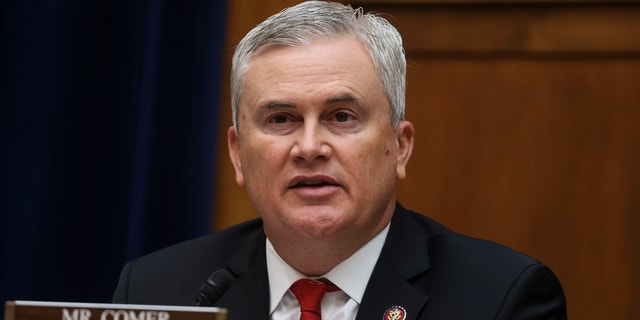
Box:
[383,306,406,320]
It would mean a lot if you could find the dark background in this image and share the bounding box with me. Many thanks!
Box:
[0,0,228,314]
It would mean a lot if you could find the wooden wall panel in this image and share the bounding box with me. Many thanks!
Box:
[215,1,640,319]
[402,58,640,319]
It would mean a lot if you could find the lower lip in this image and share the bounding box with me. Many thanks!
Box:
[290,185,340,198]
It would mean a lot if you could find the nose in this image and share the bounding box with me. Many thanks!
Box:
[290,122,331,162]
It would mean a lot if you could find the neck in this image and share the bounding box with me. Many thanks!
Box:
[267,223,388,276]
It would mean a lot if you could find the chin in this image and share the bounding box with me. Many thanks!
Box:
[290,206,348,235]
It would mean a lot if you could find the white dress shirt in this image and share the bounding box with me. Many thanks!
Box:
[267,223,390,320]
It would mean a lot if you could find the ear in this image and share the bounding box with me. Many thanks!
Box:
[227,126,245,186]
[395,121,414,180]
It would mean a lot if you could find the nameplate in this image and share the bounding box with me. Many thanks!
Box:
[4,301,227,320]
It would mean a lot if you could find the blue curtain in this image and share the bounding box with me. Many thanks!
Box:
[0,0,228,312]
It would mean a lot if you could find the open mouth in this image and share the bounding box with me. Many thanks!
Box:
[291,180,334,188]
[294,180,330,187]
[289,175,339,189]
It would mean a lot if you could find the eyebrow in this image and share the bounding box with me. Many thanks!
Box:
[260,93,360,111]
[326,93,359,105]
[265,101,295,109]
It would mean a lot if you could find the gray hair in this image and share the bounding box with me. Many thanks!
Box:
[231,0,406,129]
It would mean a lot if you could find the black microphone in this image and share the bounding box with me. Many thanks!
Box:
[195,269,236,306]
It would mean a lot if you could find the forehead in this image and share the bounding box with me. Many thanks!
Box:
[241,37,383,106]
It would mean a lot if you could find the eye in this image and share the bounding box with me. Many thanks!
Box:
[324,109,362,133]
[328,111,357,123]
[267,112,298,125]
[264,112,300,134]
[270,114,289,124]
[335,112,352,122]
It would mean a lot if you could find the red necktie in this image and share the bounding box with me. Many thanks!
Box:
[290,279,339,320]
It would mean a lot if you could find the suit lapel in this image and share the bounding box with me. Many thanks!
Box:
[356,204,431,320]
[214,228,270,320]
[213,205,432,320]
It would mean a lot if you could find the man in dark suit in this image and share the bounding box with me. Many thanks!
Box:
[113,1,566,319]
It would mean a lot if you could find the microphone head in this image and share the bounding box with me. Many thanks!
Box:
[195,269,235,306]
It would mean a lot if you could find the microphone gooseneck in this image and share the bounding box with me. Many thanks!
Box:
[195,269,236,306]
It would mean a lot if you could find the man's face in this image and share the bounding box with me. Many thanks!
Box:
[228,37,413,247]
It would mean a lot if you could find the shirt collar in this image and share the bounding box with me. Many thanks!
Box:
[266,223,390,314]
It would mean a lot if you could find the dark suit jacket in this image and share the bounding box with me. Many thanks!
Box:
[113,203,566,319]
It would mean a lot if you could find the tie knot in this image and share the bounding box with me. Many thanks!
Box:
[290,279,339,320]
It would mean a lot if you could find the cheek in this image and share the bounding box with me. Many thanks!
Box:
[240,139,290,180]
[348,136,396,181]
[239,144,276,205]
